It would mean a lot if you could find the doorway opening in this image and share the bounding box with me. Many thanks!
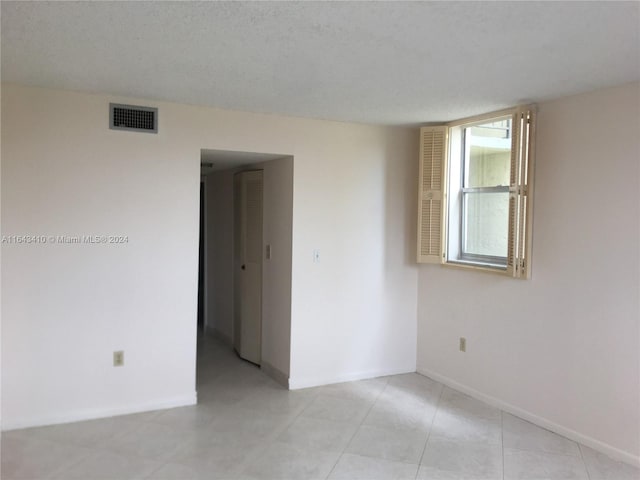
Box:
[197,179,205,332]
[197,149,294,392]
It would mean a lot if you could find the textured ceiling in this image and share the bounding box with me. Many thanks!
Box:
[2,1,639,125]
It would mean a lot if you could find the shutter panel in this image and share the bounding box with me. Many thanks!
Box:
[507,107,536,278]
[418,126,448,263]
[506,111,521,277]
[520,108,536,279]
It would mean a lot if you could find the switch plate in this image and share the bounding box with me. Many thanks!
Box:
[313,249,320,263]
[459,337,466,352]
[113,350,124,367]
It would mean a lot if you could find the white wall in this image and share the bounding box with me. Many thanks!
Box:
[289,126,419,388]
[417,82,640,464]
[1,86,200,428]
[204,169,235,342]
[261,157,294,378]
[1,83,418,428]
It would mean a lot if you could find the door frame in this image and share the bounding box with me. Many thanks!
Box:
[200,175,209,333]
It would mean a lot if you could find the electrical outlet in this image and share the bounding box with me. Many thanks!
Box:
[113,350,124,367]
[459,337,466,352]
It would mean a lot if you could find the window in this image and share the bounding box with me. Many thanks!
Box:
[417,106,536,278]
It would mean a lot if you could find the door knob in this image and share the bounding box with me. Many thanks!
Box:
[241,264,246,270]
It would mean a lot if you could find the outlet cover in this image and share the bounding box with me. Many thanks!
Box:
[459,337,466,352]
[113,350,124,367]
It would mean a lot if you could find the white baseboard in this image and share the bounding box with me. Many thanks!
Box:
[416,365,640,468]
[289,365,415,390]
[261,361,289,388]
[1,392,197,432]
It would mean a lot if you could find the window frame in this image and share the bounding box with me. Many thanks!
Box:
[417,105,536,279]
[455,114,513,268]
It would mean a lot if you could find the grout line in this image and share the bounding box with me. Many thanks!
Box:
[324,377,390,479]
[38,444,99,479]
[228,370,329,475]
[578,444,592,480]
[144,461,170,479]
[415,383,445,480]
[502,442,593,459]
[501,410,505,480]
[195,339,316,477]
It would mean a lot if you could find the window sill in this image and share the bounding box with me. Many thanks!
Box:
[443,259,508,275]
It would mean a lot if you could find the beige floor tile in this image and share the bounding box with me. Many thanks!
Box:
[5,335,637,480]
[346,424,428,464]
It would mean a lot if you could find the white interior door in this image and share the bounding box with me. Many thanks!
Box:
[233,170,263,365]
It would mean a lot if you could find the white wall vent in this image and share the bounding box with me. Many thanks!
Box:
[109,103,158,133]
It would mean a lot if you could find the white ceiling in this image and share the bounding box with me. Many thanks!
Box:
[2,1,638,125]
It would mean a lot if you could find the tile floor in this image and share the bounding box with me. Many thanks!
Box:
[2,334,638,479]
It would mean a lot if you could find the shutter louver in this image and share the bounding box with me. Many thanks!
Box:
[418,126,447,263]
[507,107,536,278]
[507,194,517,272]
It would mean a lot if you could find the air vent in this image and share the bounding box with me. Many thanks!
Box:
[109,103,157,133]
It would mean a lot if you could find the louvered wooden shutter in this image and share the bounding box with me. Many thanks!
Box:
[418,126,448,263]
[507,107,536,278]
